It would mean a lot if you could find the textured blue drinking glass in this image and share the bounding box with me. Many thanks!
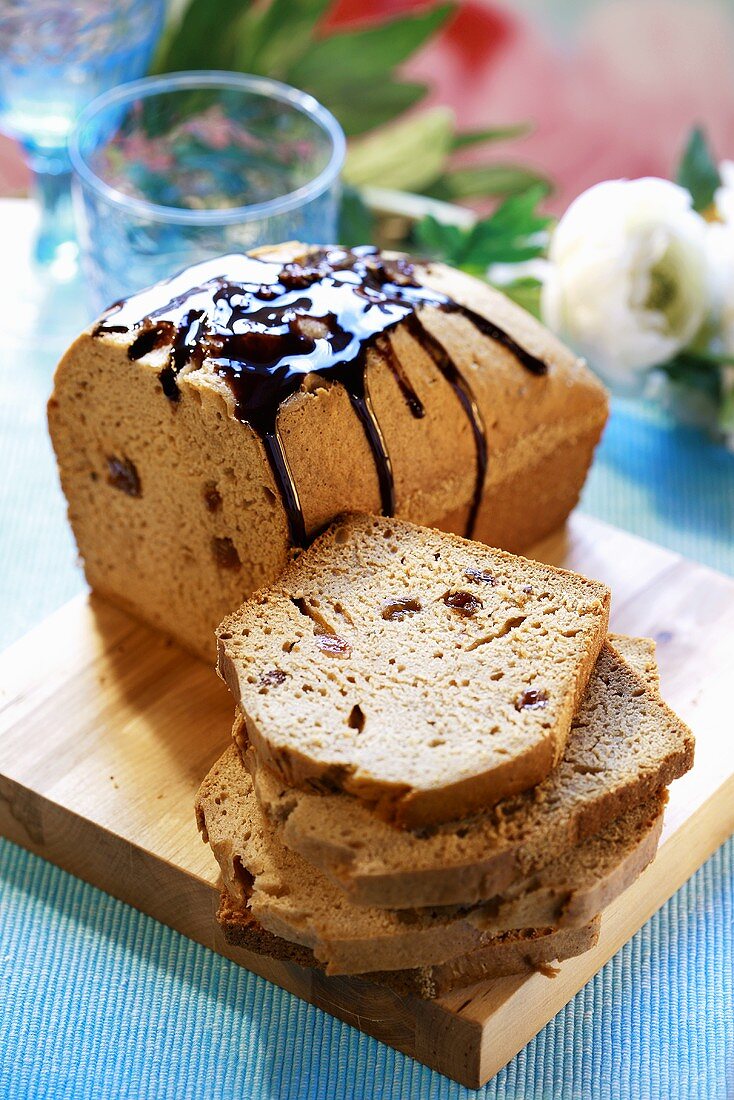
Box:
[69,71,346,310]
[0,0,164,269]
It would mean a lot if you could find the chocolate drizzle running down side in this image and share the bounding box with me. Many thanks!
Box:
[402,312,489,538]
[94,246,548,545]
[375,333,425,419]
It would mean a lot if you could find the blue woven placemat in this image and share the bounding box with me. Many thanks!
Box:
[1,342,732,1099]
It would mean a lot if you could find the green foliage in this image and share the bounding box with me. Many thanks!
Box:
[427,164,548,202]
[497,276,543,318]
[232,0,333,75]
[657,349,726,405]
[344,108,454,191]
[413,216,465,260]
[720,379,734,434]
[153,0,254,74]
[323,81,428,139]
[280,2,449,138]
[413,184,551,274]
[338,185,374,247]
[229,1,448,136]
[285,5,452,92]
[676,126,721,213]
[451,123,531,151]
[154,0,538,196]
[157,0,453,137]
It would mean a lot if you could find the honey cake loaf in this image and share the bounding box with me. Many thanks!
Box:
[218,514,611,827]
[49,243,608,661]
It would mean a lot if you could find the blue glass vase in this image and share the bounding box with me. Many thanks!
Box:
[0,0,165,270]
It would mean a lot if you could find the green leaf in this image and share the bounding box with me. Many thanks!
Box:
[427,163,551,201]
[719,379,734,434]
[338,185,375,247]
[413,184,551,270]
[451,123,530,151]
[286,4,453,90]
[476,183,551,235]
[318,80,427,138]
[344,107,454,191]
[492,276,543,318]
[679,348,734,366]
[413,216,466,259]
[153,0,254,73]
[658,350,724,404]
[232,0,332,76]
[676,126,721,213]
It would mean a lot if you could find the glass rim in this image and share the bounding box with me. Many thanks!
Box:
[68,70,346,226]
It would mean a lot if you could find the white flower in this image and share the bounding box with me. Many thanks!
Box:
[705,221,734,354]
[705,220,734,451]
[708,160,734,354]
[714,160,734,225]
[541,178,708,389]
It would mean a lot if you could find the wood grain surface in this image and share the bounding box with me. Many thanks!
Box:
[1,513,733,1088]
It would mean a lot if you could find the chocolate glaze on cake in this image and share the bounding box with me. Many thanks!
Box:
[94,246,548,545]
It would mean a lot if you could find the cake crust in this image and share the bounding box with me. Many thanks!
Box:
[217,892,601,1000]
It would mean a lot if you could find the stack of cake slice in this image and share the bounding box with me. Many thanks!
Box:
[196,514,694,998]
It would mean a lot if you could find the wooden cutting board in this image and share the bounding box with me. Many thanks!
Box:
[1,513,733,1089]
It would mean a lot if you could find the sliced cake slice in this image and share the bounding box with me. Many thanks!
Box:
[218,892,601,1000]
[195,745,663,976]
[244,637,693,908]
[615,634,659,686]
[217,513,610,827]
[472,789,665,934]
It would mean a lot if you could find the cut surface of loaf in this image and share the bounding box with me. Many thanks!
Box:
[245,636,694,907]
[49,243,607,661]
[217,892,601,1000]
[195,743,662,975]
[217,514,611,827]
